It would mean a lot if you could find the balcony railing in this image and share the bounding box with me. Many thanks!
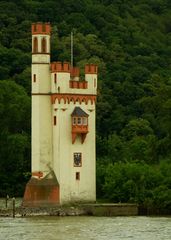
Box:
[72,125,88,133]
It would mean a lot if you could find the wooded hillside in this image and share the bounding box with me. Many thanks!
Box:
[0,0,171,210]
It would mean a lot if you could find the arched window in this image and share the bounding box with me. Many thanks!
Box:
[33,37,38,53]
[41,37,47,53]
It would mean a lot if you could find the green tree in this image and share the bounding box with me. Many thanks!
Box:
[0,80,30,196]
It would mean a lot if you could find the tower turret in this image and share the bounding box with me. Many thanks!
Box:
[32,22,51,63]
[23,23,97,206]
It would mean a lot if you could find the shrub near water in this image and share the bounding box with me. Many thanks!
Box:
[98,160,171,210]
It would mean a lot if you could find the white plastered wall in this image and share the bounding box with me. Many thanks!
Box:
[52,99,96,203]
[32,95,53,175]
[32,51,53,176]
[32,64,51,93]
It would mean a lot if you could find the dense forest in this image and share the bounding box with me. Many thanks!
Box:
[0,0,171,210]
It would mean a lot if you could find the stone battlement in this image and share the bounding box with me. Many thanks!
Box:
[51,62,70,73]
[32,23,51,35]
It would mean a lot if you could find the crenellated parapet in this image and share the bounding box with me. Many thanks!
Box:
[32,22,51,35]
[51,62,70,73]
[31,23,51,63]
[50,62,97,93]
[85,64,98,74]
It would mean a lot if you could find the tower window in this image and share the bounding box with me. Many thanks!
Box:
[33,74,36,82]
[74,153,82,167]
[54,116,56,126]
[54,73,57,83]
[33,37,38,53]
[76,172,80,180]
[41,38,47,53]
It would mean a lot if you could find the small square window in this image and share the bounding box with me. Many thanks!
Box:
[76,172,80,180]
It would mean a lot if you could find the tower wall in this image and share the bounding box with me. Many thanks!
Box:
[52,99,96,203]
[32,95,53,174]
[31,23,52,175]
[23,23,56,207]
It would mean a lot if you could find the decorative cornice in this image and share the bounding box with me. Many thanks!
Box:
[32,62,50,65]
[32,93,51,95]
[51,93,96,105]
[31,93,96,105]
[32,53,50,55]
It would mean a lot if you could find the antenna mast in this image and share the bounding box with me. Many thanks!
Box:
[71,31,73,69]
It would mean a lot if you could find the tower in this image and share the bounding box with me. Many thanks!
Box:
[23,23,98,206]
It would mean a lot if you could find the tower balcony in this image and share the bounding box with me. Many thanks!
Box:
[72,125,88,134]
[71,120,89,144]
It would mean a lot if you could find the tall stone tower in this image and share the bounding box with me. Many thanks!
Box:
[23,23,98,206]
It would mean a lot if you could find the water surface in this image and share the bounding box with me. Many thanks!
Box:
[0,216,171,240]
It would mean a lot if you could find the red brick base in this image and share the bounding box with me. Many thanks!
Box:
[23,177,60,207]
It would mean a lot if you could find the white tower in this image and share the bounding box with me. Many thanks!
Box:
[31,23,53,175]
[23,23,98,206]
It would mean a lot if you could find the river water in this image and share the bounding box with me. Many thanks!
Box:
[0,216,171,240]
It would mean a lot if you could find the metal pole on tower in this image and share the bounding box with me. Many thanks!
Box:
[71,31,73,69]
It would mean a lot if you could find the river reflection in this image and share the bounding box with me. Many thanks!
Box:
[0,216,171,240]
